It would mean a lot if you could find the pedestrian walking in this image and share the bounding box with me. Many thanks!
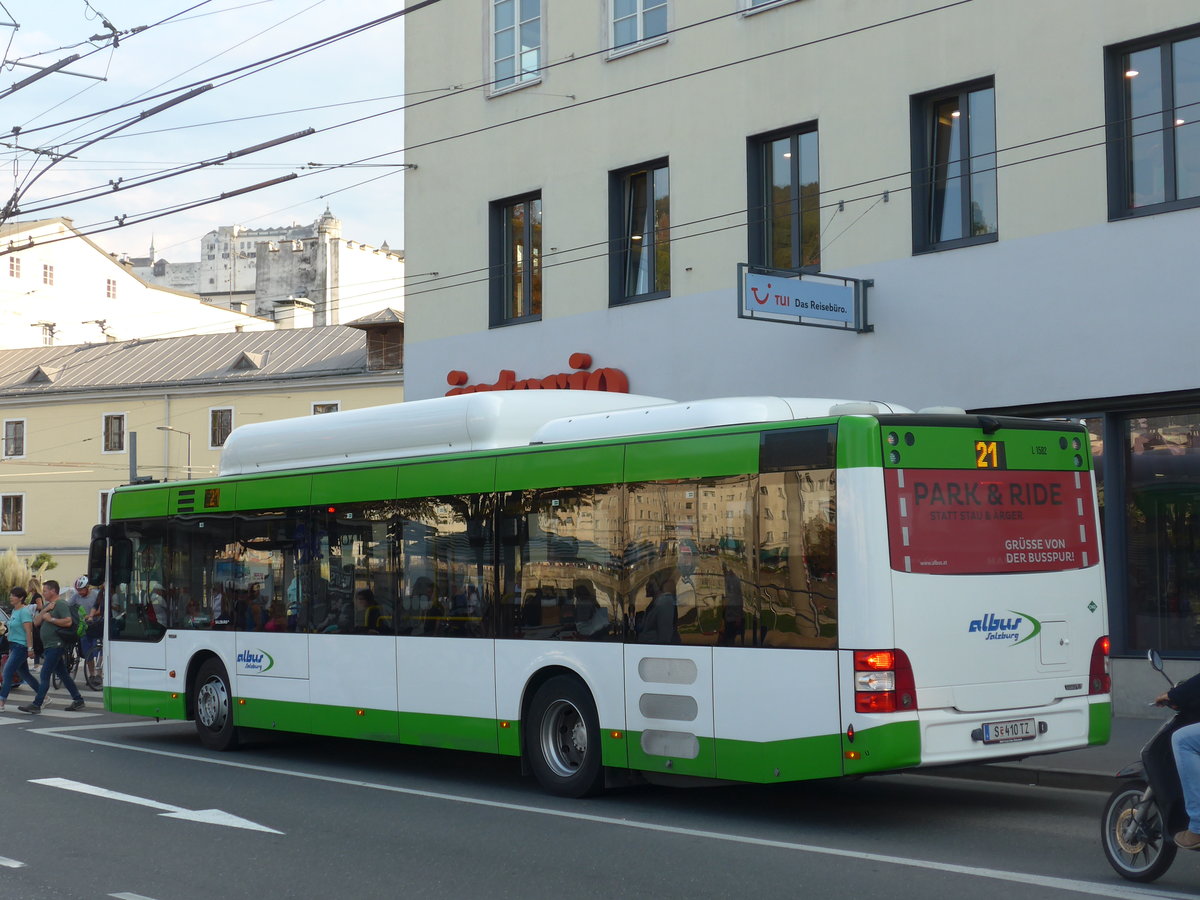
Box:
[0,586,39,711]
[18,579,85,714]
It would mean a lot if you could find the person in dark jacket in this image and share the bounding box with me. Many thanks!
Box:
[1157,675,1200,849]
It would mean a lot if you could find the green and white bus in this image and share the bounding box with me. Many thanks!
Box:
[89,391,1110,796]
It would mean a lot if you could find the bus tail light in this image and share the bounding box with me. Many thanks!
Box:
[1089,635,1111,695]
[853,649,917,713]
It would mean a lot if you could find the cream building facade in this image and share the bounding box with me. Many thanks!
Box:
[0,321,404,577]
[0,218,273,348]
[402,1,1200,706]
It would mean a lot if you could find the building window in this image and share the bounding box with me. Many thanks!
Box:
[1107,27,1200,217]
[366,326,403,370]
[911,79,997,253]
[8,256,19,278]
[106,279,117,299]
[43,264,54,286]
[98,490,110,526]
[210,408,234,448]
[492,0,541,91]
[490,193,542,326]
[312,402,339,415]
[612,0,667,49]
[610,160,670,304]
[103,414,125,452]
[748,124,820,270]
[3,419,24,458]
[0,494,23,533]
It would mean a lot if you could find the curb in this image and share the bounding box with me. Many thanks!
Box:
[910,763,1119,794]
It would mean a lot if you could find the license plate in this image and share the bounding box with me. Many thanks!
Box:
[981,717,1036,744]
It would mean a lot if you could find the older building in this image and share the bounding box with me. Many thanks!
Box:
[134,209,405,325]
[0,218,273,348]
[0,315,404,576]
[403,1,1200,706]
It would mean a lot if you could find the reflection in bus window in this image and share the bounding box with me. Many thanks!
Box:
[754,469,837,649]
[498,487,622,641]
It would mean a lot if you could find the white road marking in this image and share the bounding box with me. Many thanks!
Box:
[0,856,25,868]
[34,722,1190,900]
[31,777,283,834]
[110,893,161,900]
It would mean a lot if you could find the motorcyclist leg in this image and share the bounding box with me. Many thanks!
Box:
[1172,722,1200,841]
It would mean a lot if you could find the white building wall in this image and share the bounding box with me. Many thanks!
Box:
[402,0,1199,408]
[0,220,272,349]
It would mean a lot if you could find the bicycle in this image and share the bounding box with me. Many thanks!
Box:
[50,640,81,691]
[83,638,103,691]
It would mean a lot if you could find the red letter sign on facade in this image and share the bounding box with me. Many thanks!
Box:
[445,355,630,396]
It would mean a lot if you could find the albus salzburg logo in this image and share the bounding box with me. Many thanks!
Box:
[237,648,275,673]
[968,611,1041,646]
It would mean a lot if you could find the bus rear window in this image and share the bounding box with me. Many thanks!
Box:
[884,468,1099,575]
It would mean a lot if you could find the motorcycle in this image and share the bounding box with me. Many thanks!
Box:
[1101,649,1200,882]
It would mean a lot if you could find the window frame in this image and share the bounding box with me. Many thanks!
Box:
[3,418,25,459]
[209,407,234,448]
[489,191,543,327]
[910,77,999,254]
[312,402,340,415]
[106,278,117,299]
[610,0,668,55]
[42,263,54,286]
[490,0,542,94]
[1105,24,1200,220]
[8,256,19,278]
[747,122,821,272]
[609,158,671,306]
[102,413,126,454]
[741,0,802,14]
[0,493,24,534]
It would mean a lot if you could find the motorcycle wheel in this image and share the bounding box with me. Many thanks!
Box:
[1101,781,1176,882]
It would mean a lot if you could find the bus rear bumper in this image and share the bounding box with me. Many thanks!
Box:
[914,696,1105,768]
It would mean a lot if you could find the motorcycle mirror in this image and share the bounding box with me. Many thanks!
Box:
[1149,649,1164,671]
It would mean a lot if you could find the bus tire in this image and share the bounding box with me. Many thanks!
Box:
[525,675,605,798]
[193,658,239,751]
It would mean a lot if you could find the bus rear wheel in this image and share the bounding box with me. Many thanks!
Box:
[525,675,604,798]
[193,658,239,751]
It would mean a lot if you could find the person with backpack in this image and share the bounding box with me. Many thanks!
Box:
[0,587,40,711]
[18,579,85,714]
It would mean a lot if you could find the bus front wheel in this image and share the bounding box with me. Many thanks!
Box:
[193,658,239,751]
[525,675,605,798]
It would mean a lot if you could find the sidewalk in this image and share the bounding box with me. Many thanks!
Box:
[919,716,1165,793]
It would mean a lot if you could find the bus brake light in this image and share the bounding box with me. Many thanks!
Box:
[853,649,917,714]
[1089,635,1111,695]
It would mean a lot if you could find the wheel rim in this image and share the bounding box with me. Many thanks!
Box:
[1108,791,1164,873]
[539,698,587,778]
[196,675,229,731]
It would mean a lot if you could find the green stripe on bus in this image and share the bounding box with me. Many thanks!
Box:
[1088,701,1112,745]
[497,445,624,490]
[312,466,400,504]
[841,720,922,775]
[625,433,759,482]
[881,426,1093,472]
[105,686,187,720]
[235,475,313,510]
[396,458,495,498]
[836,417,884,469]
[714,732,844,782]
[110,486,170,519]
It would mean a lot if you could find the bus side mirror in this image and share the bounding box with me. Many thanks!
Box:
[111,538,134,585]
[87,538,108,587]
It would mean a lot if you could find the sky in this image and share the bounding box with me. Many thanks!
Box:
[0,0,408,262]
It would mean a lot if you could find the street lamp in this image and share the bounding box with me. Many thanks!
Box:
[156,425,192,480]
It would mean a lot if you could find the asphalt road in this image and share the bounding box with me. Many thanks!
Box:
[3,689,1199,900]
